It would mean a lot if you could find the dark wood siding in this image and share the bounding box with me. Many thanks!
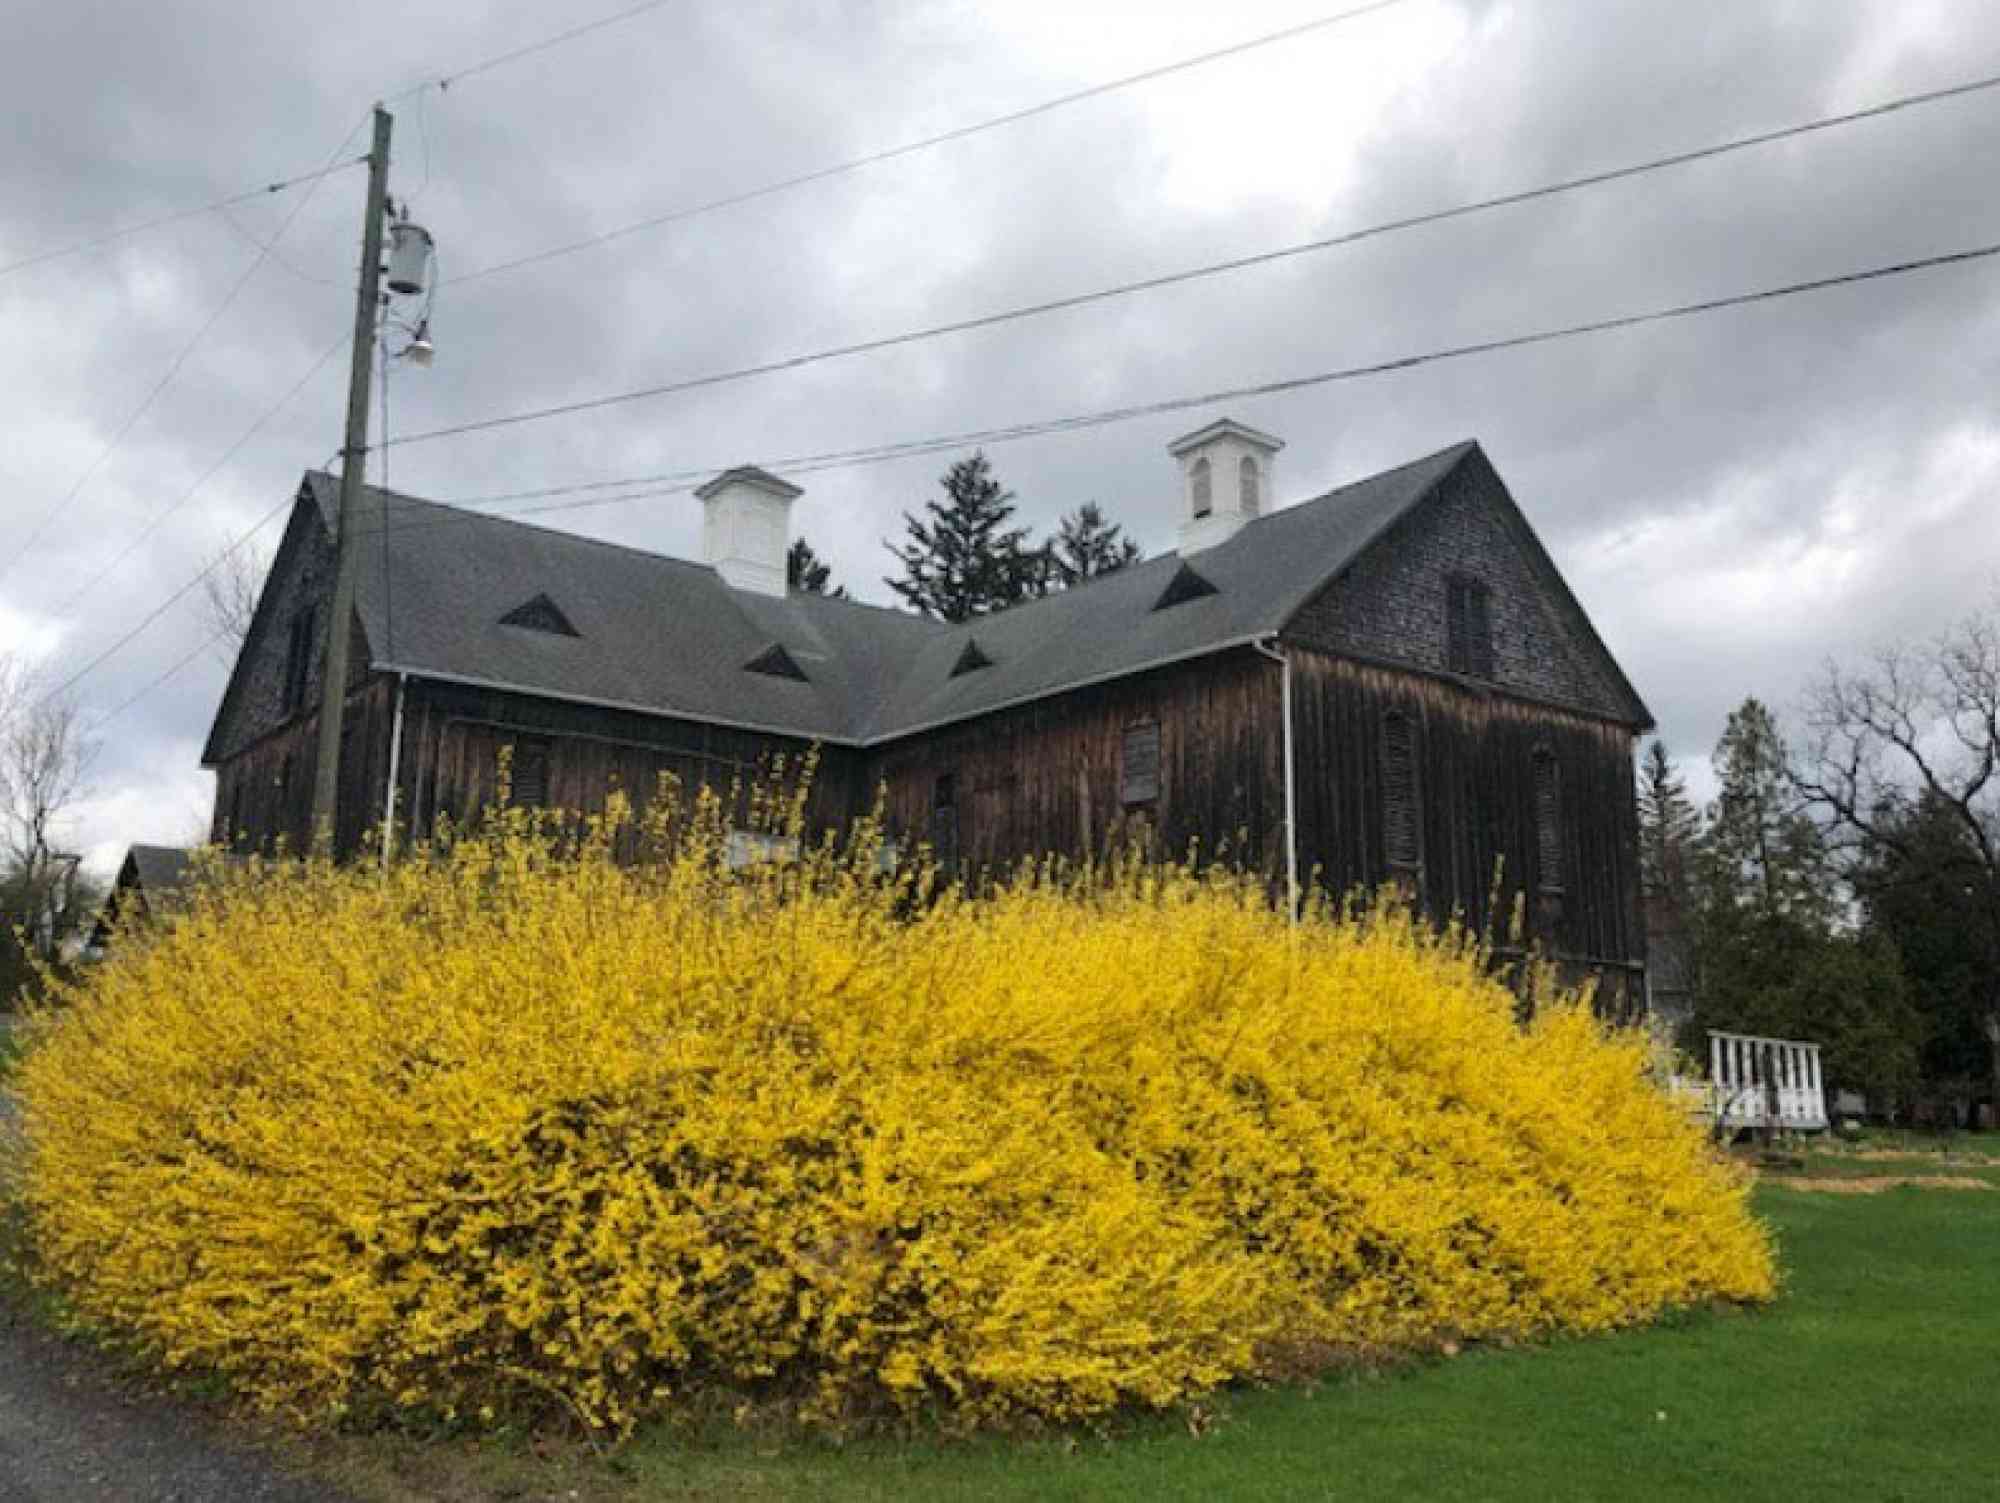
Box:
[390,678,869,846]
[1283,648,1642,1001]
[864,648,1284,880]
[211,673,399,857]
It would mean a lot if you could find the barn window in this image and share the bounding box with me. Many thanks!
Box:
[1239,455,1261,515]
[282,606,316,714]
[1381,711,1421,876]
[226,774,245,846]
[932,772,960,874]
[507,737,553,809]
[1122,720,1162,806]
[1190,456,1213,518]
[1446,575,1494,679]
[1533,747,1564,893]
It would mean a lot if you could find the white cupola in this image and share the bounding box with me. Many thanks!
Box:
[695,465,802,597]
[1169,417,1284,555]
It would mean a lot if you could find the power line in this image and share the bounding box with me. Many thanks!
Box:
[0,157,367,282]
[43,495,297,710]
[391,236,2000,530]
[4,1,680,283]
[51,234,2000,708]
[50,331,352,618]
[390,67,2000,455]
[0,116,370,592]
[91,627,233,731]
[445,0,1415,288]
[389,0,681,98]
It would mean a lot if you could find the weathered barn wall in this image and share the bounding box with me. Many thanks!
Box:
[211,673,399,857]
[391,678,870,845]
[1281,648,1644,1010]
[863,647,1285,880]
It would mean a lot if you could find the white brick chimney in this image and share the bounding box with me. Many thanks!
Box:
[695,465,802,597]
[1169,417,1284,555]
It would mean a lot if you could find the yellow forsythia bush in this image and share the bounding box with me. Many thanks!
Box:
[8,793,1774,1434]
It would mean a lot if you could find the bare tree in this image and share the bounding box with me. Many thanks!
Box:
[0,657,98,968]
[1794,604,2000,1114]
[199,541,270,661]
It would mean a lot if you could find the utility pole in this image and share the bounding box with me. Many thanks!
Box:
[311,105,393,840]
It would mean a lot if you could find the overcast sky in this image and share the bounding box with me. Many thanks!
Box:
[4,0,1998,875]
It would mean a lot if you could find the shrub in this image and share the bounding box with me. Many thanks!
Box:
[7,794,1774,1435]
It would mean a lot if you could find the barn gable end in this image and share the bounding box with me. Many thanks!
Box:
[1281,446,1649,730]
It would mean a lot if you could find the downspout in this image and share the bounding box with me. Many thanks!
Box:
[1252,637,1299,922]
[379,672,408,870]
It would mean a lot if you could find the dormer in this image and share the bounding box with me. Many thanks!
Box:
[1169,417,1283,555]
[696,465,802,597]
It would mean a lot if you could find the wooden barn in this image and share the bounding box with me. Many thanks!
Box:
[203,418,1654,1012]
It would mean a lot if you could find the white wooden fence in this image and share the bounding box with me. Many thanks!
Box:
[1678,1031,1828,1132]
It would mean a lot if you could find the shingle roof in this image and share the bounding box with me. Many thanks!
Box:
[285,438,1645,748]
[127,844,193,896]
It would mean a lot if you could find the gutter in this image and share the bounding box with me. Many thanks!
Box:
[1251,637,1299,922]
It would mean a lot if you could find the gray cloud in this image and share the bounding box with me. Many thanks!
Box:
[4,0,1997,868]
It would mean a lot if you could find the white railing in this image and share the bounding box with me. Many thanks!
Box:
[1676,1032,1828,1131]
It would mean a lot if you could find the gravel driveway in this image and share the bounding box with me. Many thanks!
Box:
[0,1308,355,1503]
[0,1018,353,1501]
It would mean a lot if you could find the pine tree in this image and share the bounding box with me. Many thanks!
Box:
[1698,698,1832,926]
[786,537,846,598]
[1637,739,1702,1028]
[1638,739,1699,906]
[885,454,1044,621]
[1049,503,1142,588]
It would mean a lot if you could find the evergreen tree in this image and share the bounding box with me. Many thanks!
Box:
[1637,740,1702,1028]
[885,454,1044,622]
[1857,792,1999,1105]
[786,537,846,598]
[1697,698,1833,926]
[1049,503,1142,588]
[1682,698,1920,1105]
[1638,740,1699,907]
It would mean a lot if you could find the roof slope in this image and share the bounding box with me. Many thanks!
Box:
[302,472,944,742]
[127,844,193,895]
[275,439,1640,747]
[861,442,1477,738]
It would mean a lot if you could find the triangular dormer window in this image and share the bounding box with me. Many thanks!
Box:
[743,643,810,682]
[1152,561,1220,611]
[951,639,994,677]
[498,593,580,637]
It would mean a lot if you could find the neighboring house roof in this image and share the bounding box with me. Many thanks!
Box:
[207,440,1649,762]
[88,844,195,949]
[127,844,193,896]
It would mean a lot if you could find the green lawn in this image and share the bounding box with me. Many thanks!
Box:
[315,1182,1997,1501]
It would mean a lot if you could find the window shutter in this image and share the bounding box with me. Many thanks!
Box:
[1468,581,1494,678]
[1533,749,1563,892]
[509,737,552,809]
[1381,712,1420,872]
[283,607,316,714]
[1447,576,1493,679]
[1190,457,1212,518]
[1122,721,1162,806]
[932,773,960,874]
[1238,455,1260,514]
